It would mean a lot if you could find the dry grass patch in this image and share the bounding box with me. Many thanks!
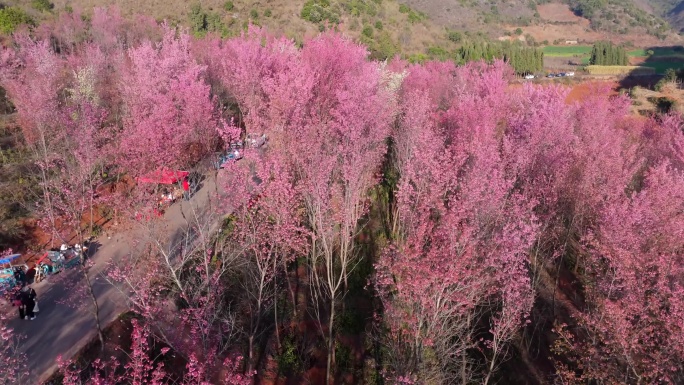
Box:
[586,65,656,76]
[537,2,585,24]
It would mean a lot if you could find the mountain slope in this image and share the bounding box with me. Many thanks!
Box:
[665,1,684,31]
[1,0,680,64]
[398,0,678,40]
[3,0,456,59]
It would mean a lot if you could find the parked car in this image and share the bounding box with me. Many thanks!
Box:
[566,71,575,77]
[213,141,244,169]
[558,72,566,77]
[524,74,535,80]
[0,254,27,288]
[547,73,556,78]
[246,133,267,148]
[215,149,243,169]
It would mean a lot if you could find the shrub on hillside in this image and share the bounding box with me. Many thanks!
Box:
[663,68,677,82]
[301,0,340,24]
[189,4,226,37]
[0,7,33,34]
[447,30,462,43]
[362,25,373,38]
[31,0,53,12]
[427,45,450,61]
[407,10,425,24]
[373,31,399,60]
[573,0,607,19]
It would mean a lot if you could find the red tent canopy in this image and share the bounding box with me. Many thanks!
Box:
[137,170,189,185]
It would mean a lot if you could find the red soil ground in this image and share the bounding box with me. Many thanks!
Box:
[630,56,648,65]
[565,81,620,104]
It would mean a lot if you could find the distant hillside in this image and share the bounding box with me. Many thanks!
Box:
[0,0,680,64]
[393,0,535,37]
[1,0,460,60]
[664,1,684,32]
[625,0,684,32]
[397,0,679,41]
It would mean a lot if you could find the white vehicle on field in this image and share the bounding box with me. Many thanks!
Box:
[524,74,535,79]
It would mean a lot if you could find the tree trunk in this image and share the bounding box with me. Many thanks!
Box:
[286,258,298,320]
[483,342,498,385]
[248,282,265,374]
[273,257,281,350]
[82,267,105,352]
[89,182,95,237]
[461,350,468,385]
[248,335,255,373]
[326,300,336,385]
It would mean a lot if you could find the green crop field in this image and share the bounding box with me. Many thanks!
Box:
[542,45,593,57]
[628,47,684,57]
[544,46,683,59]
[628,49,648,56]
[545,44,684,75]
[639,61,684,74]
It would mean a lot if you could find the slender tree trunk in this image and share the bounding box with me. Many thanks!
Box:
[248,335,255,373]
[326,299,336,385]
[483,341,498,385]
[273,256,281,350]
[78,228,105,352]
[89,179,95,237]
[285,258,298,320]
[82,267,105,352]
[461,314,472,385]
[37,129,61,241]
[553,217,575,317]
[248,279,265,373]
[461,350,468,385]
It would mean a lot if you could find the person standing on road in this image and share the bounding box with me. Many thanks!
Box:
[20,285,37,320]
[13,289,25,320]
[182,177,190,201]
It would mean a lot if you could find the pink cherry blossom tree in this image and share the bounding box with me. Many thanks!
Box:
[59,317,252,385]
[118,25,219,177]
[211,30,397,383]
[377,61,538,384]
[559,162,684,384]
[288,33,397,384]
[0,35,66,243]
[221,153,305,372]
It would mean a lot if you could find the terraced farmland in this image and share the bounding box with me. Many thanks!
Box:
[543,45,684,75]
[542,45,593,56]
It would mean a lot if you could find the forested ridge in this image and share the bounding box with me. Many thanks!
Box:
[0,6,683,385]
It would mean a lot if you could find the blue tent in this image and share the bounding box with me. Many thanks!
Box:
[0,254,20,265]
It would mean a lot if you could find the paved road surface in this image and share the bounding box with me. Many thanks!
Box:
[6,172,222,384]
